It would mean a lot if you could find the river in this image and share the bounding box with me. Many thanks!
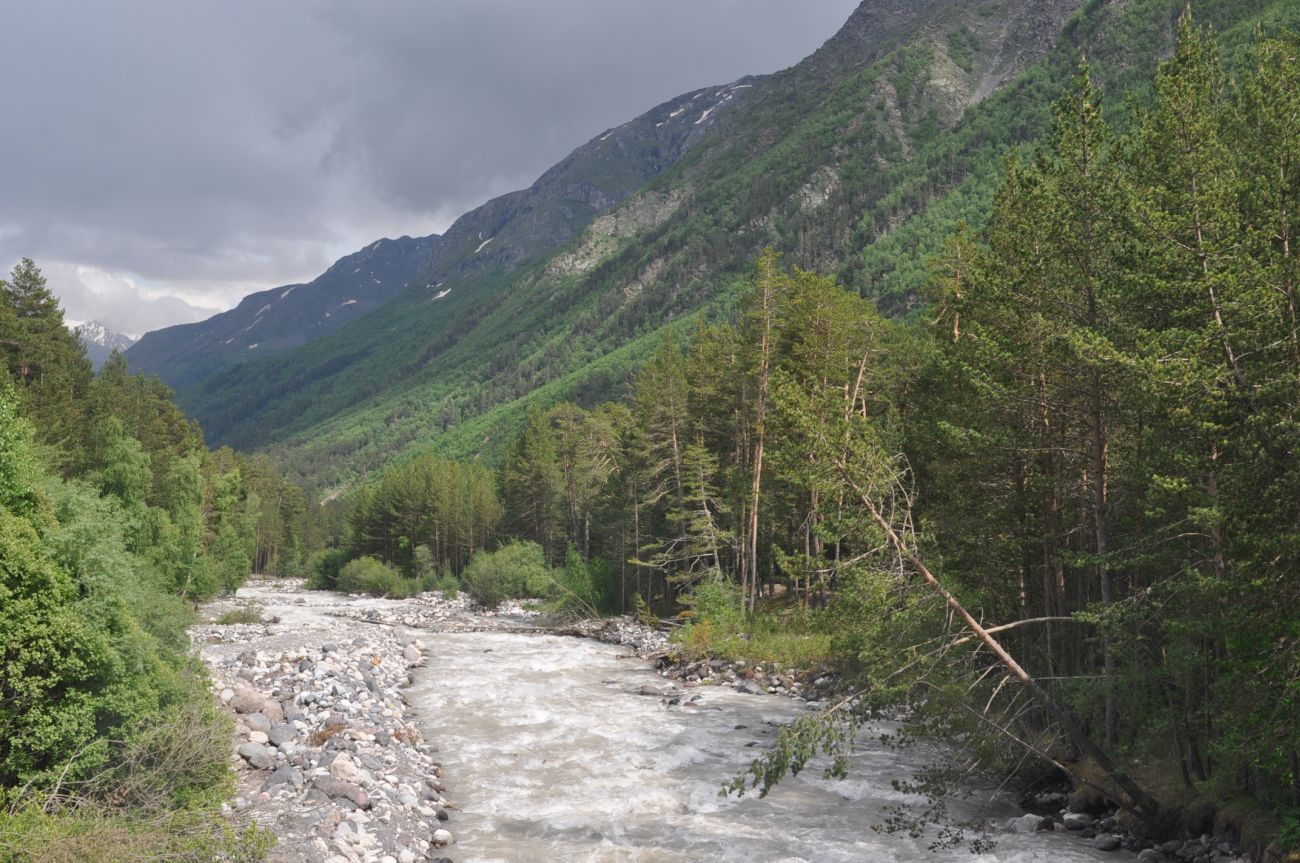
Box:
[408,629,1133,862]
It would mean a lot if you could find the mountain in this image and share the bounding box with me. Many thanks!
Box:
[126,234,439,391]
[127,80,754,395]
[76,320,136,370]
[169,0,1300,494]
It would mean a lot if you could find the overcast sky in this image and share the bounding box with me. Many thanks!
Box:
[0,1,859,337]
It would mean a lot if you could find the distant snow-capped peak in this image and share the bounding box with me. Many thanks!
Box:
[76,320,136,351]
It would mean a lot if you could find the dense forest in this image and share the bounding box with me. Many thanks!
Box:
[327,18,1300,847]
[0,259,317,856]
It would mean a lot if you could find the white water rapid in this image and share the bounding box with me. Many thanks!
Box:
[409,630,1135,863]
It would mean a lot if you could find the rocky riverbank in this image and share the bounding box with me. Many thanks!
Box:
[196,580,1262,863]
[196,580,498,863]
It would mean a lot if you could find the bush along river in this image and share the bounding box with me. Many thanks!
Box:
[197,580,1248,862]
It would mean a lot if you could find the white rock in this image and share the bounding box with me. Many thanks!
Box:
[248,731,269,744]
[330,751,361,783]
[432,828,453,845]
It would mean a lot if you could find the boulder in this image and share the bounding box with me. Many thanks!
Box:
[312,776,371,810]
[1095,835,1123,852]
[229,688,267,715]
[264,765,304,790]
[329,751,362,783]
[244,712,272,734]
[237,741,274,770]
[268,724,297,746]
[1008,813,1049,834]
[1064,812,1095,830]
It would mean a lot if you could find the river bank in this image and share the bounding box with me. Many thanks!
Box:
[194,580,1253,862]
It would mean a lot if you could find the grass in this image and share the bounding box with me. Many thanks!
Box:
[675,609,835,671]
[0,808,273,863]
[0,698,274,863]
[212,606,263,626]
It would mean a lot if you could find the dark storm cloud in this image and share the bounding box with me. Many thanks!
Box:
[0,1,860,335]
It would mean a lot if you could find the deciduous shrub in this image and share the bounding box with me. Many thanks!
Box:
[305,547,349,590]
[335,556,404,597]
[460,540,552,608]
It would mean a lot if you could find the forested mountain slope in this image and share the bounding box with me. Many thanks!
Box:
[134,80,757,397]
[186,0,1298,494]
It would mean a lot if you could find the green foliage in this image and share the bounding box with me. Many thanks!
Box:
[460,540,552,608]
[548,547,618,617]
[335,556,407,598]
[347,451,500,577]
[430,569,460,598]
[0,805,274,863]
[0,263,318,841]
[214,606,264,626]
[305,547,349,591]
[0,387,221,803]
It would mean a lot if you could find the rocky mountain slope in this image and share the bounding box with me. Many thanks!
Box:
[76,320,136,370]
[126,82,754,395]
[126,235,439,391]
[163,0,1300,494]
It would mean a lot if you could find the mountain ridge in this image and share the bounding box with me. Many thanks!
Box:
[141,0,1300,494]
[126,79,757,395]
[75,320,136,370]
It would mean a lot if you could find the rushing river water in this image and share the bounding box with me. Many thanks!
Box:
[409,630,1133,863]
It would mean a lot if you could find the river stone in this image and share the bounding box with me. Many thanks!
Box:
[237,741,274,769]
[322,713,349,731]
[312,776,371,809]
[244,713,271,734]
[737,679,765,696]
[329,751,361,783]
[1008,813,1047,834]
[432,828,453,846]
[1137,850,1164,862]
[403,645,422,663]
[264,765,304,790]
[268,723,297,746]
[248,730,269,745]
[1095,835,1122,851]
[1064,812,1095,830]
[262,699,284,723]
[230,688,268,714]
[322,641,338,653]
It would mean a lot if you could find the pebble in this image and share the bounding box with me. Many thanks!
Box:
[197,579,475,863]
[236,741,274,770]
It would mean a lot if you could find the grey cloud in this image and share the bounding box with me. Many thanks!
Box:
[0,1,859,335]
